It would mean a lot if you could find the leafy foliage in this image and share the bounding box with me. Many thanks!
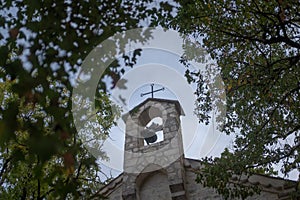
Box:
[170,0,300,199]
[0,0,175,199]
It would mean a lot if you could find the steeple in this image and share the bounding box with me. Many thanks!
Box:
[122,98,187,200]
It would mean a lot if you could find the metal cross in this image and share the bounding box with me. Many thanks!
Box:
[140,84,165,98]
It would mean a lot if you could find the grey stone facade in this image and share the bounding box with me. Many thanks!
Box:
[100,98,297,200]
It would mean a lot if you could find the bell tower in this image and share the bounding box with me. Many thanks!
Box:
[122,98,186,200]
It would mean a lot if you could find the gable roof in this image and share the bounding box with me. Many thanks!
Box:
[183,158,297,199]
[100,173,123,197]
[99,158,298,198]
[122,98,185,121]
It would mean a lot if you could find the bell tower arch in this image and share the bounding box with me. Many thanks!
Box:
[122,98,187,200]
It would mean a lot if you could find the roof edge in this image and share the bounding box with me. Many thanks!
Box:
[122,98,185,121]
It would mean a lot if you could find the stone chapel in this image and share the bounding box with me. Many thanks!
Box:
[100,98,297,200]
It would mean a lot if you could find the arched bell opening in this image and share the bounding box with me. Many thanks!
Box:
[138,106,164,146]
[143,117,163,146]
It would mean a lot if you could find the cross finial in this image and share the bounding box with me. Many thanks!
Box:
[140,84,165,98]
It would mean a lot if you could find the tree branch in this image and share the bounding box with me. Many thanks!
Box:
[0,157,11,186]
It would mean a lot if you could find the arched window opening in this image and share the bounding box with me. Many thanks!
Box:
[142,117,163,146]
[138,171,171,200]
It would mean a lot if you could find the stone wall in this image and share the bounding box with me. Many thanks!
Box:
[122,99,186,199]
